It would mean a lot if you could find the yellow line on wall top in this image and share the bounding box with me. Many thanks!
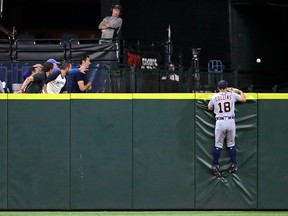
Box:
[195,93,257,100]
[8,94,70,100]
[0,94,7,99]
[132,93,195,99]
[1,93,287,100]
[70,93,133,99]
[258,93,288,99]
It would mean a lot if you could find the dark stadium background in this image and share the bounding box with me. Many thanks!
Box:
[1,0,288,86]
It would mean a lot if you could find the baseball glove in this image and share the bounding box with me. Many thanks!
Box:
[227,87,241,94]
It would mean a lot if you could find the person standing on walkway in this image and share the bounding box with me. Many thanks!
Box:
[98,4,123,44]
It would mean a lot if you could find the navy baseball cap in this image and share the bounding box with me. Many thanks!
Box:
[217,80,228,89]
[47,59,60,64]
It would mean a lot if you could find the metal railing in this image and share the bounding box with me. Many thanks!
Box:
[0,61,287,93]
[0,38,287,93]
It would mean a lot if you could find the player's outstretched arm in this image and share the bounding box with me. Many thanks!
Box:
[239,90,246,103]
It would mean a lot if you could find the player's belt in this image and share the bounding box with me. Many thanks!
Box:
[216,116,235,120]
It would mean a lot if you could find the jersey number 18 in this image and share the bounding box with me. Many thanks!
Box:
[218,101,231,113]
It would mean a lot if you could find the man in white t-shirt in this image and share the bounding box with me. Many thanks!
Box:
[43,60,72,94]
[0,80,4,93]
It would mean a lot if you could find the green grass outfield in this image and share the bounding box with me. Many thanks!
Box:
[0,211,287,216]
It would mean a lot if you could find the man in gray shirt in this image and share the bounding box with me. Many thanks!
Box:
[98,4,123,43]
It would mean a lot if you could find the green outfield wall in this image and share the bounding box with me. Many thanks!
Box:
[0,93,287,210]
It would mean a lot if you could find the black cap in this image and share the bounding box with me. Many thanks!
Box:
[217,80,228,89]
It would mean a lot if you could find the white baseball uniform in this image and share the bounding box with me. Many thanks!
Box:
[208,91,242,148]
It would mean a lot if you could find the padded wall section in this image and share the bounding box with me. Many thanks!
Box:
[132,94,195,209]
[258,94,288,209]
[3,93,288,210]
[7,95,70,209]
[195,94,258,209]
[0,95,8,209]
[70,94,133,209]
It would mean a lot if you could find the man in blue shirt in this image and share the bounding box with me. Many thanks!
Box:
[70,55,92,93]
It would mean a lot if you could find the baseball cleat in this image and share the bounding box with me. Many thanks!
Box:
[212,164,221,177]
[228,164,238,173]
